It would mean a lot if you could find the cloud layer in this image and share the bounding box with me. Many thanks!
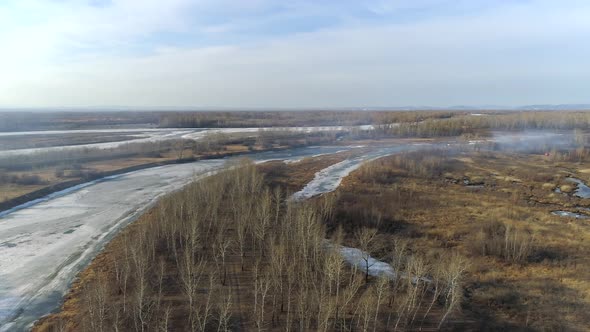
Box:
[1,0,589,108]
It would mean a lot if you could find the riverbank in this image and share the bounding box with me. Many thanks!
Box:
[0,146,287,214]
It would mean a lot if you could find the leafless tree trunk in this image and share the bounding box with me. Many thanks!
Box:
[438,254,468,329]
[216,291,232,332]
[83,276,109,332]
[356,227,378,282]
[254,263,272,331]
[356,290,376,332]
[214,231,232,285]
[178,249,205,329]
[195,273,217,332]
[160,305,171,332]
[373,276,389,332]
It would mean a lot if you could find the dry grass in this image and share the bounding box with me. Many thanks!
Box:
[257,151,359,193]
[0,157,164,203]
[0,184,46,202]
[331,150,590,330]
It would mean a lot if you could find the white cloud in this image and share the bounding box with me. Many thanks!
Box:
[1,0,590,107]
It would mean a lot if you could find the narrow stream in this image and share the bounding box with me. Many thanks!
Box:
[566,178,590,199]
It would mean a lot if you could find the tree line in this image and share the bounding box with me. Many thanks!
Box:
[367,111,590,138]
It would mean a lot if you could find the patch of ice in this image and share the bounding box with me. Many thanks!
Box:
[551,211,589,219]
[334,244,430,283]
[338,245,397,278]
[566,178,590,199]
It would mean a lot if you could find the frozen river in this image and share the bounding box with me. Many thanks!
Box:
[0,145,354,331]
[0,126,373,157]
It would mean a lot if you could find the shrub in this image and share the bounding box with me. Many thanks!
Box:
[474,220,534,263]
[14,174,46,185]
[559,185,574,193]
[55,168,65,178]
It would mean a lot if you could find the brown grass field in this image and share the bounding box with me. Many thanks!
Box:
[330,150,590,330]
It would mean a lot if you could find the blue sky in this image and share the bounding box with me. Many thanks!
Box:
[1,0,589,108]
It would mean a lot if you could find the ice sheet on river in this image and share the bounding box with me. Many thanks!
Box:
[0,126,374,157]
[0,161,225,331]
[0,145,354,331]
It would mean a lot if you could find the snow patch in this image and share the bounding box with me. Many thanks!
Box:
[551,211,589,219]
[334,244,430,283]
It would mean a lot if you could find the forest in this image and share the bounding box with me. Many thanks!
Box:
[35,162,466,331]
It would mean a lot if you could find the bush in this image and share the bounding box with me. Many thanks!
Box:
[0,173,47,185]
[474,220,534,263]
[55,168,65,178]
[16,175,43,185]
[559,185,574,193]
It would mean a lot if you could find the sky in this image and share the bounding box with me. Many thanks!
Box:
[1,0,589,108]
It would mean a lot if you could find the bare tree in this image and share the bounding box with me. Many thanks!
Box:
[356,289,376,332]
[191,273,217,331]
[253,188,273,256]
[214,230,232,285]
[438,253,468,329]
[178,249,205,328]
[356,227,379,282]
[339,272,364,330]
[421,258,444,329]
[253,262,272,331]
[372,276,389,332]
[83,276,109,332]
[216,291,233,332]
[269,241,286,325]
[156,256,166,311]
[160,305,171,332]
[130,239,152,332]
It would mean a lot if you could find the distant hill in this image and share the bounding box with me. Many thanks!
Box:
[517,104,590,111]
[1,104,590,112]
